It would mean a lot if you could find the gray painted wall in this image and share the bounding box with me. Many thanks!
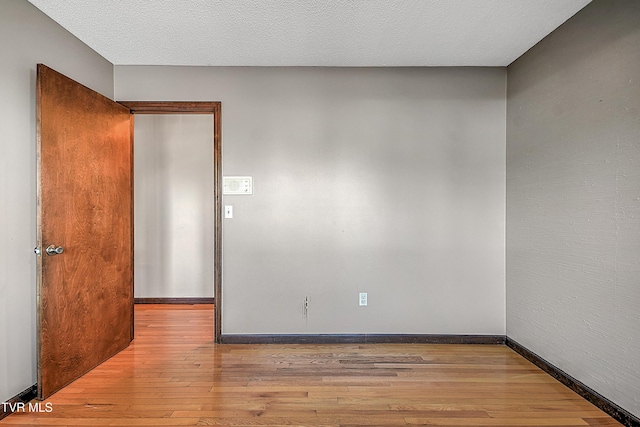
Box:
[506,0,640,418]
[134,115,215,298]
[116,66,506,335]
[0,0,114,403]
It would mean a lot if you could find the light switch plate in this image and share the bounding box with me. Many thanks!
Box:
[225,205,233,218]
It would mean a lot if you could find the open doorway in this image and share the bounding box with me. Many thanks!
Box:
[134,115,214,302]
[120,102,222,343]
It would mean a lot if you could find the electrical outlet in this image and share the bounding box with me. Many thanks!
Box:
[359,292,367,306]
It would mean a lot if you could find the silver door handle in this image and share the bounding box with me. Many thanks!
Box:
[45,245,64,256]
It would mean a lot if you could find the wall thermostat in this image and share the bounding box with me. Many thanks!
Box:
[223,176,253,195]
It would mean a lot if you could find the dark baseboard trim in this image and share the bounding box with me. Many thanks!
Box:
[1,384,37,420]
[506,338,640,427]
[134,297,214,305]
[220,334,505,345]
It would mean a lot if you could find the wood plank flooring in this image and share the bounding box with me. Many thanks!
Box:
[1,304,622,426]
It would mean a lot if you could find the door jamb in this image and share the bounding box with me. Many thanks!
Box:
[118,101,223,343]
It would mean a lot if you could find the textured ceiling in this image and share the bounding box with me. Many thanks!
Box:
[28,0,591,67]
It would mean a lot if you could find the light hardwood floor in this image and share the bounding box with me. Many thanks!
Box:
[2,304,622,426]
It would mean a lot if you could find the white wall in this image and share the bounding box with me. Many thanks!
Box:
[116,66,506,335]
[0,0,114,403]
[134,115,215,298]
[507,0,640,418]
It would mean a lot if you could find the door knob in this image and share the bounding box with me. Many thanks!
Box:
[45,245,64,256]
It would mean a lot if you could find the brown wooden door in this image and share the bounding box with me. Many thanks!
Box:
[36,64,134,399]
